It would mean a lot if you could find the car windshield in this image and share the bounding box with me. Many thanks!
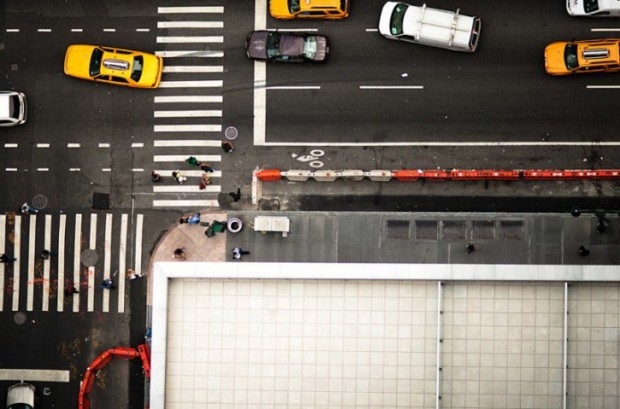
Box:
[565,43,579,70]
[303,36,318,59]
[288,0,301,13]
[390,3,408,36]
[266,32,280,58]
[584,0,600,13]
[131,56,143,81]
[89,48,104,77]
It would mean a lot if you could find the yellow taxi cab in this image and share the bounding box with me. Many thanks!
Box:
[270,0,349,19]
[544,38,620,75]
[64,45,163,88]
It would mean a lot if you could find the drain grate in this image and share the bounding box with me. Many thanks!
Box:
[473,221,495,240]
[415,221,438,240]
[386,220,410,239]
[442,221,467,240]
[499,221,524,240]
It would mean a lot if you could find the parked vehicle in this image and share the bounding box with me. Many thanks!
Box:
[6,382,35,409]
[0,91,27,127]
[270,0,349,20]
[567,0,620,17]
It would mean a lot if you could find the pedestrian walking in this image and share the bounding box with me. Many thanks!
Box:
[20,202,38,215]
[127,268,142,280]
[229,188,241,202]
[186,156,200,167]
[64,286,79,297]
[188,213,201,224]
[173,247,186,260]
[172,170,187,184]
[465,243,476,254]
[222,141,234,153]
[99,278,116,290]
[41,249,55,260]
[232,247,250,260]
[0,254,17,264]
[578,245,590,257]
[199,173,211,190]
[179,216,190,224]
[199,162,214,173]
[151,171,163,183]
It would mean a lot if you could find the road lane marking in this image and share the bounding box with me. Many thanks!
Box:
[70,168,81,172]
[88,214,97,312]
[71,29,83,32]
[27,215,36,311]
[260,141,620,146]
[118,215,128,313]
[158,21,223,28]
[102,168,112,172]
[154,110,222,118]
[6,29,19,32]
[154,124,221,132]
[157,36,223,43]
[132,143,144,148]
[0,369,70,382]
[154,170,221,177]
[73,214,81,312]
[103,214,112,313]
[4,143,18,148]
[134,214,144,279]
[154,155,221,162]
[360,85,424,89]
[159,80,223,88]
[57,214,66,312]
[153,185,222,193]
[156,50,223,58]
[132,168,145,172]
[37,168,49,172]
[136,28,150,32]
[154,140,221,147]
[591,28,620,31]
[163,66,224,73]
[37,143,50,148]
[366,28,379,32]
[103,28,116,32]
[0,215,5,311]
[267,86,320,90]
[154,96,222,103]
[153,199,220,207]
[42,215,51,311]
[37,29,51,32]
[5,168,18,171]
[158,6,223,13]
[12,217,20,311]
[99,143,110,148]
[67,143,80,148]
[587,85,620,88]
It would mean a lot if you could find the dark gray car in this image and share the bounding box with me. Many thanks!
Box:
[245,30,329,63]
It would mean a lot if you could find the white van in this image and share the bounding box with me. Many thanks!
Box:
[0,91,28,127]
[567,0,620,16]
[378,1,481,52]
[6,382,35,409]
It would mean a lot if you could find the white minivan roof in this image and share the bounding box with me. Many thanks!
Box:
[0,92,11,119]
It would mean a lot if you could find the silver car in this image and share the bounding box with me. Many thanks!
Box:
[6,383,35,409]
[0,91,28,127]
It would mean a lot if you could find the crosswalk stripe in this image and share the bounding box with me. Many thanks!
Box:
[73,214,81,312]
[155,170,222,177]
[163,66,224,73]
[158,21,223,29]
[154,96,223,103]
[12,216,21,311]
[154,110,222,118]
[153,199,220,207]
[118,214,128,313]
[27,215,36,311]
[153,185,222,193]
[42,215,51,312]
[154,124,221,132]
[154,140,222,147]
[103,214,112,313]
[158,6,224,13]
[156,50,224,58]
[57,214,66,312]
[154,154,221,162]
[135,214,144,278]
[157,36,223,43]
[159,80,223,88]
[0,214,5,311]
[88,214,97,312]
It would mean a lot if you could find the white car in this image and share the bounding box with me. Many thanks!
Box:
[0,91,28,127]
[6,383,35,409]
[378,1,481,52]
[567,0,620,16]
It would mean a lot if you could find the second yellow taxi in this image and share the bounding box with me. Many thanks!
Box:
[64,45,163,89]
[270,0,349,20]
[544,38,620,75]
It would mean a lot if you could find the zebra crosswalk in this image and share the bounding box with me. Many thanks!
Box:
[153,5,226,209]
[0,212,144,314]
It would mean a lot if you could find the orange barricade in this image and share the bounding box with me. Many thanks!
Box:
[392,170,420,182]
[419,170,451,181]
[256,169,282,182]
[449,170,521,180]
[524,170,620,180]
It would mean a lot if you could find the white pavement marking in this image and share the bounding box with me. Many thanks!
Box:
[157,36,223,43]
[154,95,222,103]
[587,85,620,88]
[135,214,144,277]
[260,141,620,146]
[37,29,51,32]
[254,0,268,146]
[366,28,379,32]
[132,143,144,148]
[6,29,19,32]
[153,199,220,207]
[71,29,83,32]
[42,215,51,312]
[360,85,424,89]
[70,168,81,172]
[156,50,224,58]
[73,214,82,312]
[163,66,224,73]
[154,154,221,162]
[591,28,620,31]
[153,185,222,193]
[4,143,18,148]
[136,28,150,32]
[99,143,110,148]
[0,215,5,311]
[103,28,116,32]
[158,21,223,28]
[154,110,222,118]
[0,369,70,382]
[57,214,66,312]
[267,86,320,90]
[159,80,223,88]
[158,6,223,13]
[37,143,50,148]
[67,143,80,148]
[5,168,18,172]
[132,168,145,172]
[12,216,20,311]
[155,170,221,178]
[37,168,49,172]
[102,168,112,172]
[103,214,112,313]
[27,215,36,311]
[118,214,128,313]
[154,140,221,147]
[154,124,221,132]
[88,214,97,312]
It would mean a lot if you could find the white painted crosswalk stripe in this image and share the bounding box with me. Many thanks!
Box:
[158,6,223,13]
[13,217,21,311]
[27,215,36,311]
[118,214,128,313]
[153,199,220,207]
[154,124,221,132]
[88,214,97,312]
[154,96,223,103]
[156,50,224,58]
[0,215,5,311]
[103,214,112,313]
[155,170,222,178]
[154,140,222,147]
[157,36,223,43]
[57,214,66,312]
[155,110,222,118]
[153,185,222,193]
[154,154,221,162]
[42,215,51,312]
[158,21,223,29]
[159,80,223,88]
[163,66,224,73]
[73,214,81,312]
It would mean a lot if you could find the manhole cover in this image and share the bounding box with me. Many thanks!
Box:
[32,194,48,210]
[81,249,98,266]
[14,312,27,325]
[224,126,238,140]
[386,220,410,240]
